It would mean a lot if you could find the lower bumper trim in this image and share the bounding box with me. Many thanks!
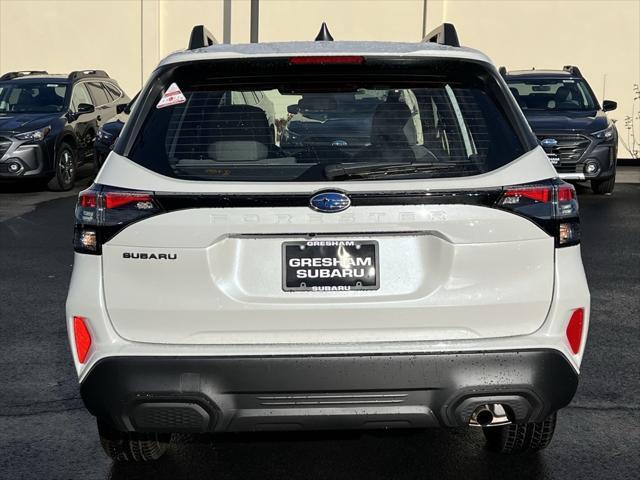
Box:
[80,349,579,433]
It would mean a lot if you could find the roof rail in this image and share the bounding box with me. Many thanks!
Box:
[498,66,507,76]
[423,23,460,48]
[563,65,582,77]
[315,22,334,41]
[188,25,217,50]
[0,70,48,81]
[68,70,109,82]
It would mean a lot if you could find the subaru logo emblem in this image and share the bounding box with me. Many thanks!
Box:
[540,138,558,148]
[310,191,351,213]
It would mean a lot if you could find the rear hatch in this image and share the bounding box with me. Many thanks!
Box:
[76,55,570,345]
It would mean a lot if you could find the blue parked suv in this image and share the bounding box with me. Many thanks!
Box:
[503,66,618,194]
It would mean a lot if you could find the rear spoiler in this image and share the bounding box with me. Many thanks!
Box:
[188,25,217,50]
[423,23,460,48]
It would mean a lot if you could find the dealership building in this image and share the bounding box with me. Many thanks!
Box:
[0,0,638,155]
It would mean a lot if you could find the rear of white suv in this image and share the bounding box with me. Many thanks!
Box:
[66,31,589,461]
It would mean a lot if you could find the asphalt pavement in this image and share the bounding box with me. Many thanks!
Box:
[0,171,638,480]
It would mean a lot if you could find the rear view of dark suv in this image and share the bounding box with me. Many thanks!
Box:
[0,70,129,190]
[503,66,618,194]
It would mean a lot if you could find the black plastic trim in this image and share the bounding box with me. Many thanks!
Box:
[154,189,502,211]
[80,349,579,433]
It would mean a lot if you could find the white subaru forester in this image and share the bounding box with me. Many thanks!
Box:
[66,24,590,461]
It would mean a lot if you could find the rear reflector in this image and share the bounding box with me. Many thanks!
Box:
[73,316,92,363]
[289,55,364,65]
[566,308,585,354]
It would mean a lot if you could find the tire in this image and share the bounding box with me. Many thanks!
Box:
[97,418,170,462]
[591,173,616,195]
[47,143,76,191]
[483,412,557,454]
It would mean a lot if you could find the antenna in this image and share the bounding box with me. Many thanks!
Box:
[315,22,334,41]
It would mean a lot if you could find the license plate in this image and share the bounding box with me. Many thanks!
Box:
[548,154,560,165]
[283,240,379,292]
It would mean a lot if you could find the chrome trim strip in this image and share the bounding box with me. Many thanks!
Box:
[559,173,586,181]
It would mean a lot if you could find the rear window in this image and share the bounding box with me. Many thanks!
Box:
[120,58,529,181]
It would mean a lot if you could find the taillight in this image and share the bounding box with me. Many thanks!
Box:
[74,184,161,254]
[73,316,92,363]
[496,180,580,247]
[566,308,585,354]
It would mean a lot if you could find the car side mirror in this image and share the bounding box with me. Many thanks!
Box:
[76,103,95,115]
[116,103,128,114]
[287,104,299,115]
[602,100,617,112]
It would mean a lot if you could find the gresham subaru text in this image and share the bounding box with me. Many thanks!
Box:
[66,23,590,462]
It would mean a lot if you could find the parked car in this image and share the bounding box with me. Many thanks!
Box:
[502,66,618,194]
[67,23,589,462]
[0,70,129,190]
[94,93,138,169]
[281,91,426,165]
[281,91,383,153]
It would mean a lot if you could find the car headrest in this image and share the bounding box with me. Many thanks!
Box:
[208,105,271,145]
[298,95,338,112]
[370,102,416,146]
[555,86,572,103]
[208,141,268,162]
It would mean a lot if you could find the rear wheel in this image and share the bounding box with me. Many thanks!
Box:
[591,173,616,195]
[47,143,76,191]
[97,418,170,462]
[483,412,557,454]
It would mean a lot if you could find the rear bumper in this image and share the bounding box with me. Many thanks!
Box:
[81,349,578,433]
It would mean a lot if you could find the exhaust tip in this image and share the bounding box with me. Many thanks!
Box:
[475,408,494,426]
[469,404,512,427]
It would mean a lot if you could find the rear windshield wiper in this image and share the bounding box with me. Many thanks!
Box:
[325,162,475,180]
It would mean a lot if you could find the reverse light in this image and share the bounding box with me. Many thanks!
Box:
[289,55,364,65]
[566,308,585,354]
[73,316,92,363]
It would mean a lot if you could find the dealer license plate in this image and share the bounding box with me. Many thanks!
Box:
[283,240,379,292]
